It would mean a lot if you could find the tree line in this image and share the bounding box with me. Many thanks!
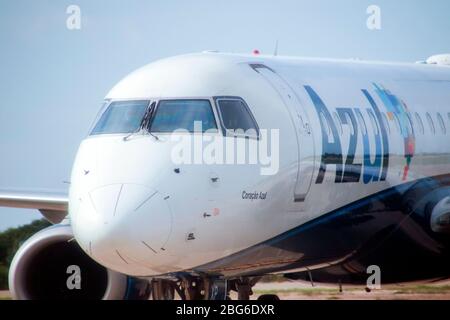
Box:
[0,220,50,289]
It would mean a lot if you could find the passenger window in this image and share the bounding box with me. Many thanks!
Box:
[414,113,424,134]
[437,113,446,134]
[150,100,217,133]
[426,112,436,134]
[216,98,259,136]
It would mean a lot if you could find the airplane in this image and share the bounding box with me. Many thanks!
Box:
[1,51,450,300]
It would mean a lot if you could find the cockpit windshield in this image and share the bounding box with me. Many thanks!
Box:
[149,99,217,133]
[90,100,150,135]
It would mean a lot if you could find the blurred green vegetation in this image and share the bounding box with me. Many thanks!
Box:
[0,220,51,289]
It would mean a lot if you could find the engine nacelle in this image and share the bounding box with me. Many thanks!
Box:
[430,196,450,233]
[8,224,150,300]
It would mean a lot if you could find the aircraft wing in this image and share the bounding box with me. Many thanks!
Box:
[0,190,69,224]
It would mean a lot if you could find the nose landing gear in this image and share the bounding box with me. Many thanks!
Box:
[150,279,175,300]
[150,276,264,300]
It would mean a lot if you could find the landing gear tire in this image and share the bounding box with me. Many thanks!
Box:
[257,294,280,301]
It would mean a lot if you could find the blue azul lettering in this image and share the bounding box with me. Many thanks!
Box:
[304,86,390,184]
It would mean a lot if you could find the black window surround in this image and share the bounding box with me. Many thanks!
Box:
[214,96,260,139]
[148,99,218,133]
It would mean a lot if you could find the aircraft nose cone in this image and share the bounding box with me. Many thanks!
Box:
[71,183,172,273]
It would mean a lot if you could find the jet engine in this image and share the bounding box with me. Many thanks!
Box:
[8,224,150,300]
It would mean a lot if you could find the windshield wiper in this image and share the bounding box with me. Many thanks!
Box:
[147,130,159,141]
[142,102,159,141]
[123,102,154,142]
[122,127,142,141]
[141,102,154,129]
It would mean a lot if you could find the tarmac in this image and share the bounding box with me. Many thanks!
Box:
[2,279,450,300]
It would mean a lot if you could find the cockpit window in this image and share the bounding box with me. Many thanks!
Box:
[149,100,217,133]
[215,98,259,137]
[90,100,149,135]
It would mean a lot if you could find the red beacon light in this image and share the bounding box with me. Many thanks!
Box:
[253,49,260,55]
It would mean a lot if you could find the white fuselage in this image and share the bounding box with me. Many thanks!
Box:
[68,53,450,277]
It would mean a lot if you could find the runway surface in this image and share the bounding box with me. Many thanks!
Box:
[243,280,450,300]
[2,280,450,300]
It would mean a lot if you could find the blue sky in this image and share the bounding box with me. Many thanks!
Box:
[0,0,449,231]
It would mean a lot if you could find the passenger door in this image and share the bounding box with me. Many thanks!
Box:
[250,64,315,203]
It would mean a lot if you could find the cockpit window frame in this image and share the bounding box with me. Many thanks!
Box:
[87,99,112,136]
[213,96,260,140]
[88,99,152,137]
[147,98,220,134]
[88,96,259,139]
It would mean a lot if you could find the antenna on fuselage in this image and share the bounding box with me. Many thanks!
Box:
[273,40,279,57]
